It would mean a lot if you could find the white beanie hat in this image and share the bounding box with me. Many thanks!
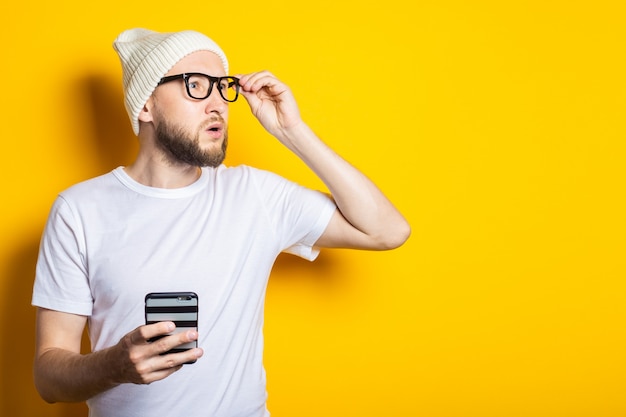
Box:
[113,28,229,135]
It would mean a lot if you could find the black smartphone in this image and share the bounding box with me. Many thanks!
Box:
[145,292,198,363]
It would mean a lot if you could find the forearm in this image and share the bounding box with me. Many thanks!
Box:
[277,122,410,249]
[34,347,120,403]
[238,70,410,248]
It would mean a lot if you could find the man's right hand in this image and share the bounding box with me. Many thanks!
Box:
[113,321,203,384]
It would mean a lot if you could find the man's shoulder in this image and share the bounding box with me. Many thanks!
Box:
[59,169,119,200]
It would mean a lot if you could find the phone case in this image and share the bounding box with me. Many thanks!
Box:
[145,292,198,361]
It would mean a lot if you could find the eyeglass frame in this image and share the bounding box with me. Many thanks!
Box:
[157,73,241,102]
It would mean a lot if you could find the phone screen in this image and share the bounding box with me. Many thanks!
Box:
[145,292,198,362]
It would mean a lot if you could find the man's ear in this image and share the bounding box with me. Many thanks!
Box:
[138,98,154,123]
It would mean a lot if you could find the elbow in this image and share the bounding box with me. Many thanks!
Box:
[33,375,57,404]
[33,354,61,404]
[376,219,411,250]
[39,392,58,405]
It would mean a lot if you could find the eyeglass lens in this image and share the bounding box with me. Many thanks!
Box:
[186,74,239,102]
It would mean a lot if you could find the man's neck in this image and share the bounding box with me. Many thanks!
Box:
[124,157,202,189]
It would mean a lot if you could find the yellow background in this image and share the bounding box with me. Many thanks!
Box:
[1,1,625,416]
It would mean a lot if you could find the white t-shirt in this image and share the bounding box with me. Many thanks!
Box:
[32,165,336,417]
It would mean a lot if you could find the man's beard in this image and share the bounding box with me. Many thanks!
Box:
[154,116,228,168]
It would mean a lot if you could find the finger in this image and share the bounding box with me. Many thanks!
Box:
[238,89,264,114]
[149,329,199,356]
[238,71,280,93]
[140,347,202,383]
[156,347,204,368]
[132,322,175,345]
[237,70,273,86]
[142,367,182,384]
[134,360,184,385]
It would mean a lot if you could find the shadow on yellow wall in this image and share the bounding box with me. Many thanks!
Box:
[78,74,139,171]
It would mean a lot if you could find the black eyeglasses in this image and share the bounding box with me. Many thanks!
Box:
[157,73,240,102]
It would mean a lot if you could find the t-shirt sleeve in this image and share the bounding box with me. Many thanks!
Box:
[280,191,336,261]
[249,167,336,261]
[32,196,94,316]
